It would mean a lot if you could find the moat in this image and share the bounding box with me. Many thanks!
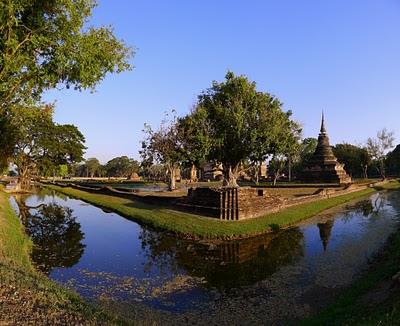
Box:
[11,188,400,324]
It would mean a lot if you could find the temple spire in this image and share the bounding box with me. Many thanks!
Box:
[320,111,326,134]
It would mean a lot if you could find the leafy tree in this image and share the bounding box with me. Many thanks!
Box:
[386,144,400,176]
[0,0,133,108]
[0,0,133,164]
[177,106,212,182]
[268,121,302,185]
[333,143,371,178]
[85,157,101,178]
[141,112,185,190]
[58,164,69,178]
[194,71,297,186]
[11,105,85,189]
[366,128,395,179]
[299,138,318,166]
[105,156,140,178]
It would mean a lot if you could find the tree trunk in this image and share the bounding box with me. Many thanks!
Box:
[168,165,177,191]
[17,165,31,191]
[190,164,197,183]
[288,156,292,182]
[223,165,239,188]
[363,165,368,179]
[379,160,386,180]
[273,173,279,186]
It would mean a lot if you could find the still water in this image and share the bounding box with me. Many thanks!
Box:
[11,189,400,323]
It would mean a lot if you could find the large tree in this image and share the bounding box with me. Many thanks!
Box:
[194,71,298,186]
[85,157,101,178]
[333,143,371,179]
[386,144,400,176]
[0,0,132,108]
[11,105,85,189]
[105,156,140,178]
[0,0,132,163]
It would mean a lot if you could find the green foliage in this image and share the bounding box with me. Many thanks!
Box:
[178,106,212,169]
[193,71,299,184]
[0,0,133,109]
[105,156,140,178]
[85,157,101,177]
[333,143,371,178]
[11,105,85,187]
[58,164,69,178]
[386,144,400,176]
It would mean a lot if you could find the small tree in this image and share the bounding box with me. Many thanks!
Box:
[366,128,395,179]
[141,112,185,191]
[268,120,302,185]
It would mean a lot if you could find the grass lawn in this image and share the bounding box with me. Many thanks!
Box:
[44,180,400,239]
[0,188,125,325]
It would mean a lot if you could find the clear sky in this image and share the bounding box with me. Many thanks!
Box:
[44,0,400,163]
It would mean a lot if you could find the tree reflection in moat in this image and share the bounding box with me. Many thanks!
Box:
[19,200,85,274]
[140,227,304,289]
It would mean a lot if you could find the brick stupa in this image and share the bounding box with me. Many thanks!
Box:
[302,114,352,185]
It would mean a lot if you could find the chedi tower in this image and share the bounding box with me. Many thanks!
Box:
[301,113,352,185]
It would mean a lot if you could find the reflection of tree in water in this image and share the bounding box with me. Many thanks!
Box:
[386,190,400,212]
[139,228,304,289]
[139,230,180,276]
[317,220,334,251]
[340,194,387,223]
[22,202,85,274]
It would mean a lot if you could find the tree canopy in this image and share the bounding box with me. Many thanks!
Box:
[0,0,133,109]
[193,71,299,186]
[105,156,140,178]
[11,105,85,189]
[333,143,370,178]
[0,0,133,168]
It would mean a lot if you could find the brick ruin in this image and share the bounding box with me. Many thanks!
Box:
[184,187,283,220]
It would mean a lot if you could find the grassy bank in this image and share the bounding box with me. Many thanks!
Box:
[0,189,124,325]
[302,225,400,325]
[45,180,400,239]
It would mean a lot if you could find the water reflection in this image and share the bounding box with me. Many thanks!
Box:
[16,197,85,274]
[10,189,400,320]
[317,220,334,251]
[140,228,304,288]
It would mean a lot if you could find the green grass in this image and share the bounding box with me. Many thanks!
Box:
[0,188,128,325]
[0,189,33,271]
[44,180,400,239]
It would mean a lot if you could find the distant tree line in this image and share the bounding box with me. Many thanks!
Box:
[44,156,141,179]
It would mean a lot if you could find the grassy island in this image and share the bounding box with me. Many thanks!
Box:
[44,180,400,239]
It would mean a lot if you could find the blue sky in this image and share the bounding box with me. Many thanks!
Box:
[44,0,400,163]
